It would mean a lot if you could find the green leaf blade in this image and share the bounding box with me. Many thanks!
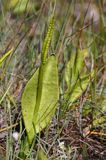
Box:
[21,56,59,144]
[65,49,88,89]
[33,55,59,133]
[65,71,94,105]
[64,49,94,105]
[21,69,39,143]
[0,48,13,67]
[37,149,48,160]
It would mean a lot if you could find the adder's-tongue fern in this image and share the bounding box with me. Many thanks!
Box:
[41,16,54,64]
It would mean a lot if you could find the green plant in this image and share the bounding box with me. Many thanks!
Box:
[64,49,94,106]
[21,16,59,145]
